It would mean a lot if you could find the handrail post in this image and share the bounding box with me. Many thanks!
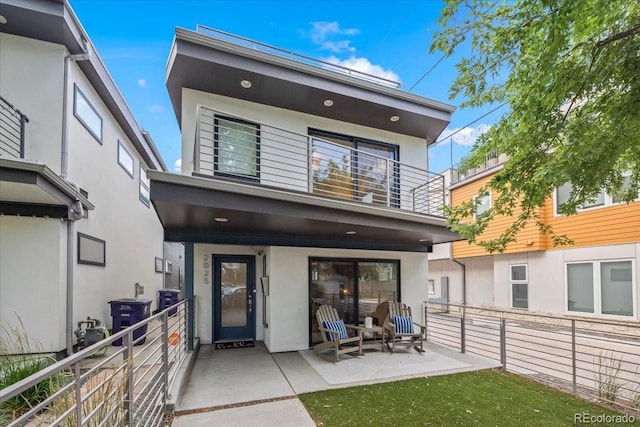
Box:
[124,331,134,425]
[460,306,466,353]
[74,361,83,425]
[193,105,201,174]
[162,311,170,405]
[571,319,577,394]
[19,114,26,159]
[308,136,314,193]
[386,159,391,207]
[500,317,507,370]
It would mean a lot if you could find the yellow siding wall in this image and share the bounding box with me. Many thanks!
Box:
[451,172,640,258]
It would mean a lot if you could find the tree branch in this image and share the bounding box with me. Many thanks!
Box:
[595,23,640,48]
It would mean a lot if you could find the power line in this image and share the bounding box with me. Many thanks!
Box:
[434,103,507,145]
[408,54,447,92]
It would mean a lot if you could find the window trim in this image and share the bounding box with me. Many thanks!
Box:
[139,164,150,207]
[564,259,636,319]
[554,182,639,216]
[214,115,261,182]
[473,192,491,220]
[73,84,103,143]
[77,232,106,266]
[509,264,528,309]
[117,140,135,178]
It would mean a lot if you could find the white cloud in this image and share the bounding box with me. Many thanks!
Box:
[149,104,165,113]
[137,78,147,88]
[440,123,492,146]
[325,55,401,86]
[173,158,181,173]
[309,21,359,53]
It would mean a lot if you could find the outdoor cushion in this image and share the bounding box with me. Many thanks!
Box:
[323,319,348,341]
[393,315,414,334]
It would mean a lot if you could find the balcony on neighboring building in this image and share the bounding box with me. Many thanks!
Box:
[193,105,445,217]
[0,96,28,159]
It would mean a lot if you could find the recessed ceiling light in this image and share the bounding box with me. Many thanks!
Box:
[390,115,400,122]
[0,15,7,25]
[346,231,357,235]
[240,80,252,88]
[323,99,334,107]
[214,217,228,222]
[419,238,430,242]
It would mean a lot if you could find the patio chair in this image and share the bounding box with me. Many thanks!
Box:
[313,305,363,362]
[383,302,425,353]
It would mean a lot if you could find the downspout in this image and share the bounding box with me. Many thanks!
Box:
[62,45,90,357]
[450,257,466,305]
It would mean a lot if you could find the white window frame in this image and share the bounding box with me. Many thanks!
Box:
[554,182,639,216]
[473,193,491,220]
[117,140,135,178]
[139,164,150,207]
[73,84,103,143]
[509,264,528,309]
[564,259,637,319]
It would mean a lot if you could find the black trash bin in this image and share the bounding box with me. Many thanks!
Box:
[158,289,181,316]
[109,299,152,346]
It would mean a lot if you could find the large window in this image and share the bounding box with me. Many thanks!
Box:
[510,264,528,309]
[309,258,399,344]
[214,116,260,181]
[556,181,638,214]
[73,84,103,143]
[310,129,399,207]
[566,260,635,317]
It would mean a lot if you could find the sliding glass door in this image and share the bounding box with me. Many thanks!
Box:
[309,258,399,345]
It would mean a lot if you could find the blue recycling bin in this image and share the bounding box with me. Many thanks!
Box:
[109,299,151,346]
[158,289,181,316]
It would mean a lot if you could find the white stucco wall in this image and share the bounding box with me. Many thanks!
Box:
[192,244,430,352]
[0,34,65,170]
[66,63,165,329]
[0,217,66,351]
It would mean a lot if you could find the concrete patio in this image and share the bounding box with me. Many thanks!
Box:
[171,341,500,426]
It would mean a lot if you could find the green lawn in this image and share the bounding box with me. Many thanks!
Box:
[299,370,638,427]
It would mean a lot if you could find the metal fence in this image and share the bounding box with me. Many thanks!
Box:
[0,95,28,159]
[194,105,445,217]
[425,302,640,415]
[0,299,193,426]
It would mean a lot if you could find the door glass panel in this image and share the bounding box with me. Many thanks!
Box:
[312,139,354,201]
[220,262,247,327]
[567,263,594,313]
[601,261,633,316]
[310,261,356,344]
[356,143,396,206]
[358,262,398,322]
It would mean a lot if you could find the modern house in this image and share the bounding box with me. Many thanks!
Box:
[148,26,461,352]
[0,0,169,356]
[429,157,639,320]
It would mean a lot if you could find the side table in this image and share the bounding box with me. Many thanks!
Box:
[355,325,385,353]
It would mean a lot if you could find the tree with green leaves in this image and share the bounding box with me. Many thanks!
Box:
[431,0,640,252]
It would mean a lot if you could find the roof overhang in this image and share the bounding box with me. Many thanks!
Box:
[0,158,94,219]
[0,0,167,171]
[166,28,455,143]
[149,171,460,252]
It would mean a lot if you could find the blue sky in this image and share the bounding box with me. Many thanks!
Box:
[71,0,501,173]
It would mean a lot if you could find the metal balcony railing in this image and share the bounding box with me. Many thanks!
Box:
[195,25,402,89]
[0,95,28,159]
[193,105,445,217]
[450,152,507,184]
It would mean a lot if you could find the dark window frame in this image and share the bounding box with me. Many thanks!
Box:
[308,257,401,346]
[308,128,400,207]
[77,232,106,266]
[73,84,103,144]
[214,115,261,182]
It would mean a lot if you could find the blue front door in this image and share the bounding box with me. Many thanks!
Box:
[213,255,256,341]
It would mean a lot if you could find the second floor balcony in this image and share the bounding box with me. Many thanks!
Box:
[0,95,28,159]
[192,105,445,217]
